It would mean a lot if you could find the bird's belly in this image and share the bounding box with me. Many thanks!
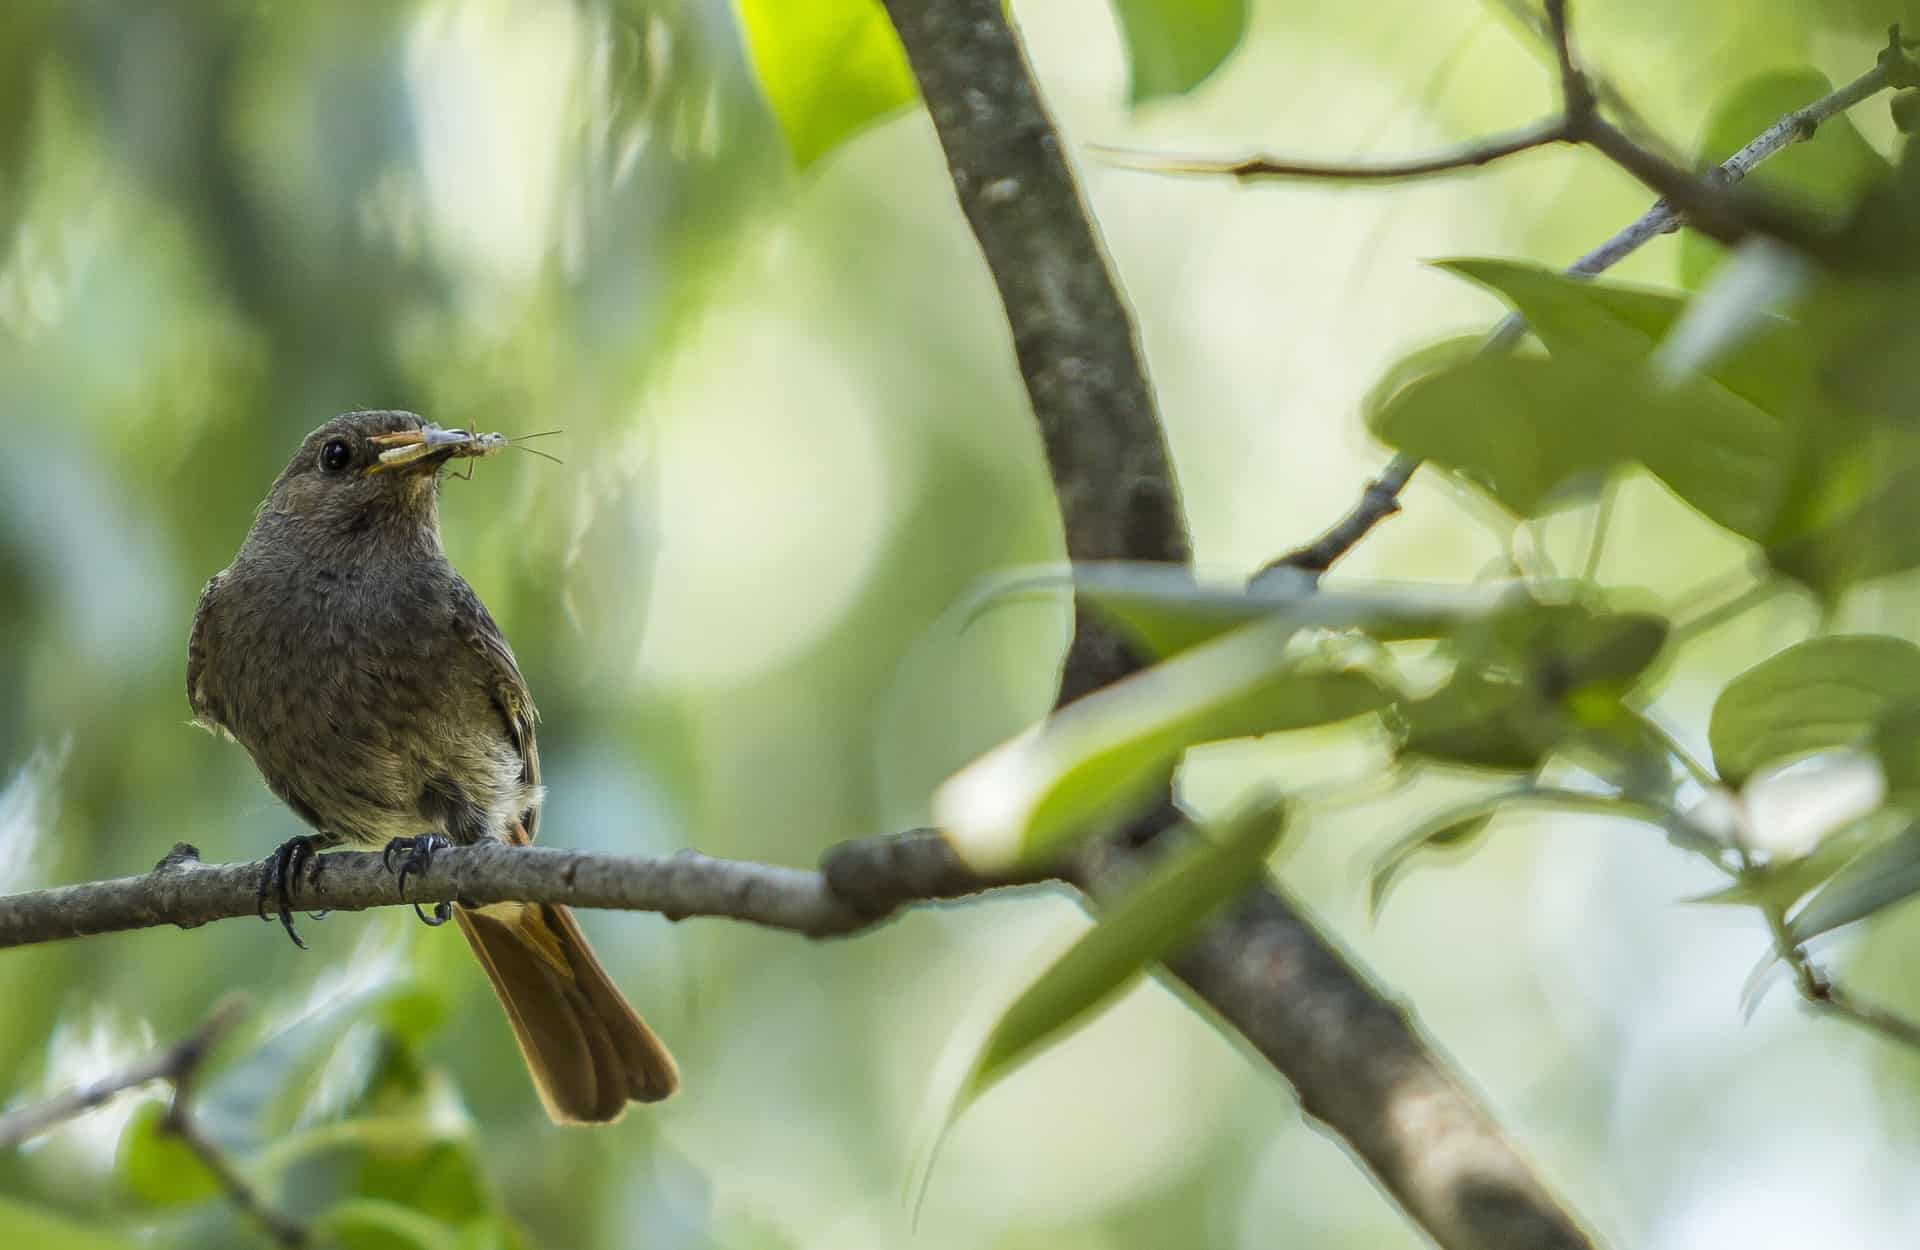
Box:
[219,590,527,845]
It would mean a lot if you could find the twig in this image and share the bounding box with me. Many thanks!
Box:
[1094,117,1576,184]
[1809,978,1920,1051]
[0,997,306,1247]
[0,838,1052,950]
[1747,884,1920,1054]
[1542,0,1590,118]
[0,999,242,1148]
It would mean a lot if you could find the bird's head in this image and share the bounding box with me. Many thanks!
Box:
[258,410,500,557]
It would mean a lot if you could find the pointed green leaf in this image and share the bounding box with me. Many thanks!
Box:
[1789,817,1920,942]
[935,615,1387,868]
[962,798,1283,1105]
[1709,635,1920,785]
[735,0,916,168]
[1112,0,1248,104]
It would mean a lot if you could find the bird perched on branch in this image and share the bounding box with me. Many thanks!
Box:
[186,409,677,1122]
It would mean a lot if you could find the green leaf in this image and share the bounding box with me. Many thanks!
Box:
[1708,635,1920,785]
[117,1101,221,1207]
[1397,671,1548,773]
[318,1198,460,1250]
[1440,255,1920,604]
[0,1196,140,1250]
[1788,817,1920,943]
[1435,259,1835,498]
[961,797,1283,1106]
[1874,703,1920,796]
[1112,0,1248,105]
[734,0,916,168]
[1395,601,1669,775]
[934,615,1388,868]
[1679,68,1889,288]
[1439,258,1689,359]
[1367,349,1793,540]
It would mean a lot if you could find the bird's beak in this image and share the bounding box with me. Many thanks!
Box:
[367,424,503,473]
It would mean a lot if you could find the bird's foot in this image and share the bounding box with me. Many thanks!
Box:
[382,834,453,926]
[258,835,325,949]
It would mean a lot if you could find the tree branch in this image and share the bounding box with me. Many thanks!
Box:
[0,839,1052,950]
[0,997,308,1248]
[878,3,1597,1248]
[1273,51,1900,576]
[1094,117,1576,184]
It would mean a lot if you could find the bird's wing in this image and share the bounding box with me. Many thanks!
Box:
[186,571,232,737]
[451,578,543,840]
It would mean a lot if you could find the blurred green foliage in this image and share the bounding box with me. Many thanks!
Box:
[10,0,1920,1248]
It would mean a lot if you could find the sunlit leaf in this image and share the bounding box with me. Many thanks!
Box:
[1112,0,1248,104]
[960,797,1283,1107]
[1691,807,1906,912]
[934,615,1390,869]
[974,561,1529,659]
[1678,68,1889,288]
[0,1196,139,1250]
[1788,817,1920,942]
[1708,635,1920,785]
[734,0,916,168]
[117,1102,220,1207]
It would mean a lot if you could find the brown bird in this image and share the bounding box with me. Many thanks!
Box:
[187,410,677,1122]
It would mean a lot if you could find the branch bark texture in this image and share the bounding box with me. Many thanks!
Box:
[0,838,1045,949]
[878,3,1597,1248]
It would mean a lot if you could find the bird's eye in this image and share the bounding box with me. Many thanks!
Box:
[320,439,352,473]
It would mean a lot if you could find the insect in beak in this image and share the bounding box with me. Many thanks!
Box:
[367,425,508,473]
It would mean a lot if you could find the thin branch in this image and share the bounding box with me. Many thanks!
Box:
[1809,978,1920,1051]
[0,838,1051,950]
[1542,0,1590,119]
[0,998,244,1148]
[1094,117,1576,184]
[0,997,306,1247]
[1747,882,1920,1055]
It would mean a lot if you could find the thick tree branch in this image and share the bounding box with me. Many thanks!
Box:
[878,3,1596,1249]
[0,839,1050,949]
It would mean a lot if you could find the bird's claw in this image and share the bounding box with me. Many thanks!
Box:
[382,834,453,927]
[258,836,323,949]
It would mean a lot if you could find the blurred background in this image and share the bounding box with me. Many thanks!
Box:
[4,0,1920,1247]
